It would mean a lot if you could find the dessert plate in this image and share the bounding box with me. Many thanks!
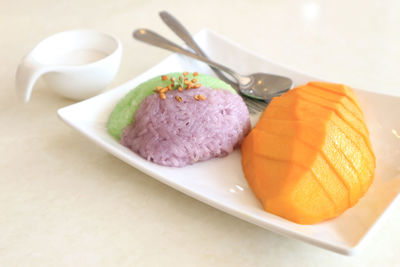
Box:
[58,29,400,255]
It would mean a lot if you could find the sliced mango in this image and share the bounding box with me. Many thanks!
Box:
[241,82,376,224]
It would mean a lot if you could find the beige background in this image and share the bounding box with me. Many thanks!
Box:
[1,0,400,266]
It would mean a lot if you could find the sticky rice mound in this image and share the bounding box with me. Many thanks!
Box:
[121,87,250,167]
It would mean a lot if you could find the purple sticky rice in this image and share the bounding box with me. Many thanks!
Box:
[121,87,251,167]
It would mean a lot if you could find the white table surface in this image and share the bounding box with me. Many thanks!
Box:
[1,0,400,266]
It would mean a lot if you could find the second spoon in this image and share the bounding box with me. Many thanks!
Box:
[133,29,293,101]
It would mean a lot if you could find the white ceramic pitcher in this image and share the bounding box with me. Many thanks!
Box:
[16,29,122,102]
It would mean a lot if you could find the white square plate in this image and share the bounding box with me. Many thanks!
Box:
[58,29,400,255]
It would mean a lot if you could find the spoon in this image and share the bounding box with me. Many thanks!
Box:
[159,11,236,87]
[159,11,268,113]
[133,29,293,101]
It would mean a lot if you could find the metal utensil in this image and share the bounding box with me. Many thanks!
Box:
[158,11,268,113]
[133,29,293,102]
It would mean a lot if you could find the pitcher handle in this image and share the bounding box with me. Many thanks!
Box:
[15,55,51,102]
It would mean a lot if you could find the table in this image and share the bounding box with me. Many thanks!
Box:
[1,0,399,266]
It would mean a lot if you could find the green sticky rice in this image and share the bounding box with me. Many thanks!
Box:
[107,72,235,140]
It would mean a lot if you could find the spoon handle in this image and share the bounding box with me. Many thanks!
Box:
[159,11,205,56]
[158,11,237,87]
[133,29,243,82]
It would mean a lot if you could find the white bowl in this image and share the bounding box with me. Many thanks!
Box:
[15,29,122,102]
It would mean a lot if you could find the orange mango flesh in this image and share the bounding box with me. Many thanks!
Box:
[308,81,362,111]
[241,82,375,224]
[271,91,372,148]
[264,96,376,170]
[293,85,364,121]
